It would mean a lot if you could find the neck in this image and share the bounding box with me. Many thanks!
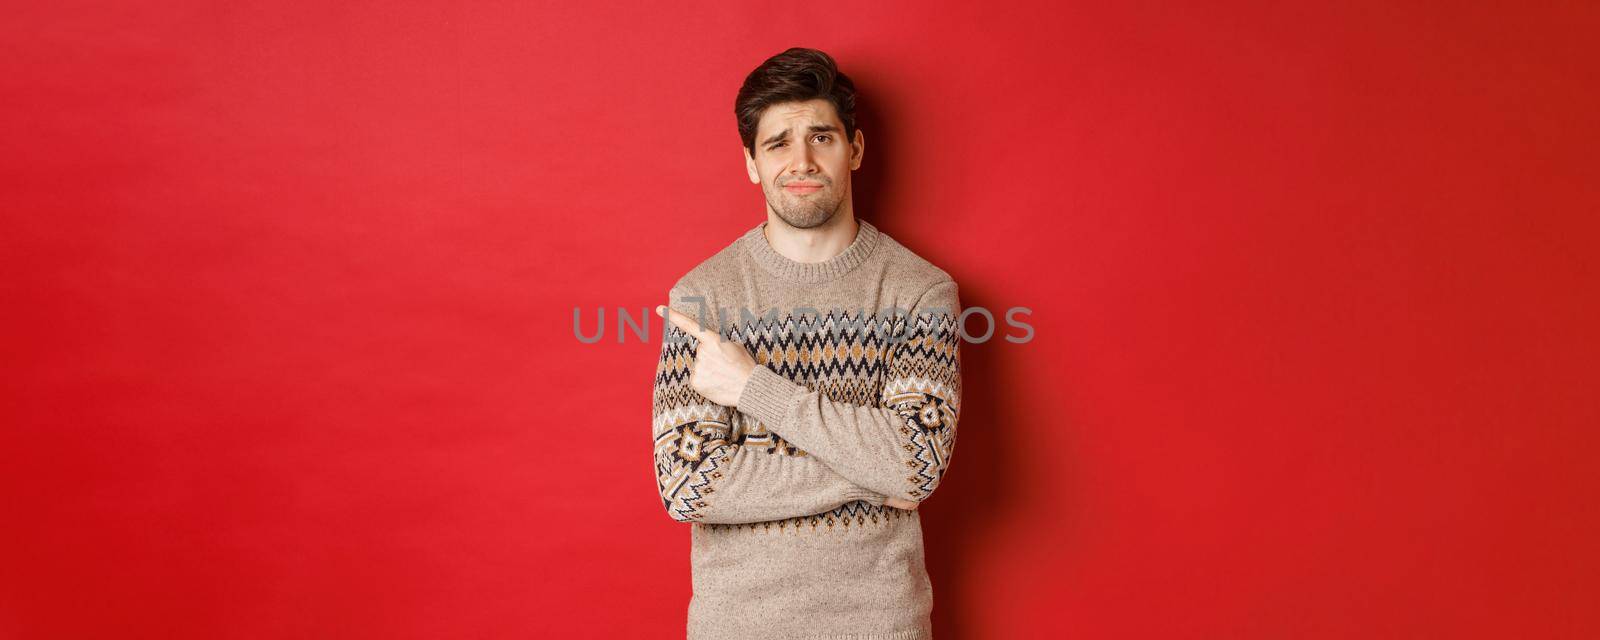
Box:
[762,212,860,264]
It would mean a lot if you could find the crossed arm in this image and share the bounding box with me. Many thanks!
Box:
[650,281,962,524]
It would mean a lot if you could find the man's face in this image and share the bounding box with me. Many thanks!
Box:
[744,99,864,229]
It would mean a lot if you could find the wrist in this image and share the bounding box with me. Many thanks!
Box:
[730,362,755,404]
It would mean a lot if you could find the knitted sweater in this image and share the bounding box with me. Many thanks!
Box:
[651,218,962,640]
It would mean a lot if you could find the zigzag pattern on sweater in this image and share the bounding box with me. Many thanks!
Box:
[696,498,920,534]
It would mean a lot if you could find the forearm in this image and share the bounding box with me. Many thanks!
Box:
[737,367,953,502]
[654,414,887,524]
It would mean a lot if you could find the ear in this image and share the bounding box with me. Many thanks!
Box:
[744,146,760,184]
[849,129,865,171]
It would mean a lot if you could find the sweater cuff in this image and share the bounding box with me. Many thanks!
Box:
[737,365,807,432]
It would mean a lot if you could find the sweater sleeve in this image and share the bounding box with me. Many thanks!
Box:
[652,292,889,524]
[735,279,963,504]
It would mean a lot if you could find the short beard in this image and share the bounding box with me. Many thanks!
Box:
[764,181,843,229]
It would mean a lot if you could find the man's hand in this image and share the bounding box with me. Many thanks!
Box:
[657,305,757,407]
[884,497,920,510]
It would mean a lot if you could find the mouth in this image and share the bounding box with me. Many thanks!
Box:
[784,183,824,194]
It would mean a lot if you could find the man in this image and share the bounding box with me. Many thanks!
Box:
[650,47,962,640]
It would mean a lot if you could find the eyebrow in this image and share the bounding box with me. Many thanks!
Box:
[760,124,841,148]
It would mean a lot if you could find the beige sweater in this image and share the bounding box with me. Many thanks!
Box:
[651,218,962,640]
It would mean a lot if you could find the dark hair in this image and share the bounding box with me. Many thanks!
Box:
[735,47,858,157]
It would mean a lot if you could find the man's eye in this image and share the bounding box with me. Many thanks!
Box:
[814,135,831,143]
[771,142,786,149]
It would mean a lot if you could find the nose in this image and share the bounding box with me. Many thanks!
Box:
[790,142,817,175]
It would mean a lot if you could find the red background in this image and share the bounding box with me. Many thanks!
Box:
[4,2,1597,638]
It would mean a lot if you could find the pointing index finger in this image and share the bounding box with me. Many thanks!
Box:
[657,305,719,343]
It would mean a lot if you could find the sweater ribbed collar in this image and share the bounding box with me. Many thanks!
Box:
[742,218,882,284]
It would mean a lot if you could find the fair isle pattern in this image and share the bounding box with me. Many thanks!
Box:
[732,309,962,499]
[886,326,961,498]
[654,322,781,523]
[652,408,726,522]
[650,400,814,521]
[653,306,961,526]
[697,499,917,535]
